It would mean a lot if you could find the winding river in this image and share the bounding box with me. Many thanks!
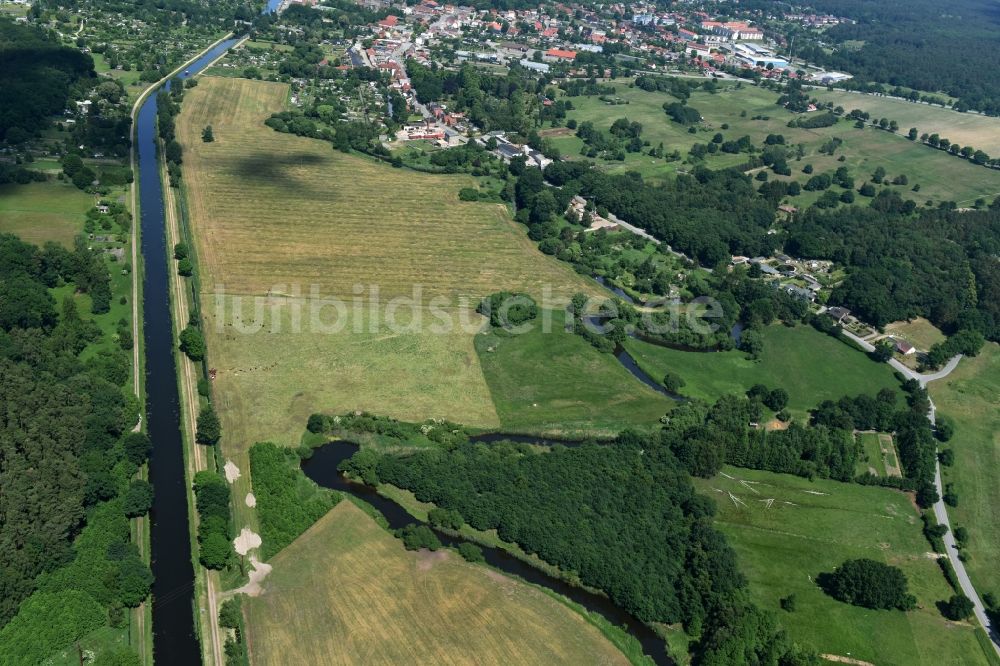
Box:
[136,13,667,660]
[301,442,674,665]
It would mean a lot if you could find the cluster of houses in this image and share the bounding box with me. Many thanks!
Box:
[472,132,553,169]
[731,255,826,303]
[333,0,866,115]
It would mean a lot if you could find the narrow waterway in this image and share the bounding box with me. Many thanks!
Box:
[301,442,674,665]
[138,37,239,664]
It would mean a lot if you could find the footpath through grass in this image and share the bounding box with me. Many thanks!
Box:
[931,344,1000,600]
[243,501,630,666]
[623,324,902,418]
[695,467,990,665]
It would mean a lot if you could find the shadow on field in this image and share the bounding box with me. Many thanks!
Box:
[226,151,330,191]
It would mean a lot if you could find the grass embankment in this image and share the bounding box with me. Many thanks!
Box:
[174,76,611,447]
[695,467,990,665]
[931,344,1000,600]
[475,309,673,435]
[242,501,630,666]
[556,82,1000,206]
[623,324,902,418]
[0,181,94,246]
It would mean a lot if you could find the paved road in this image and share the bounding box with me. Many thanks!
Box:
[841,326,999,653]
[930,389,1000,656]
[837,329,961,386]
[927,392,1000,656]
[918,354,963,384]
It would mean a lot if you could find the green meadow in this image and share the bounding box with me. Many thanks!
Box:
[931,344,1000,600]
[475,309,674,436]
[623,324,902,418]
[695,467,990,665]
[555,81,1000,206]
[0,181,94,247]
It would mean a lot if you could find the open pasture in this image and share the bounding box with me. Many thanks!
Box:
[0,181,93,246]
[812,90,1000,156]
[695,467,990,665]
[623,324,901,418]
[242,500,629,666]
[474,309,673,435]
[558,81,1000,206]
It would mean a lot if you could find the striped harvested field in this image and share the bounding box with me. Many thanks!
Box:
[177,76,594,303]
[175,76,599,447]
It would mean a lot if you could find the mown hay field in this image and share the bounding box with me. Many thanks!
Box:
[243,501,629,666]
[884,317,947,351]
[176,77,602,447]
[203,299,500,448]
[177,76,594,303]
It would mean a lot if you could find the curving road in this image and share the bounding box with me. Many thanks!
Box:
[839,326,998,653]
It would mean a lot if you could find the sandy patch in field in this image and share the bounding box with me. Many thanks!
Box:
[821,655,874,666]
[236,556,273,597]
[234,528,262,556]
[415,549,449,571]
[224,460,241,483]
[245,492,256,507]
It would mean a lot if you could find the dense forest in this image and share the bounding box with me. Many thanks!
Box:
[36,0,261,30]
[0,235,149,663]
[786,204,1000,340]
[542,161,779,266]
[0,19,95,144]
[341,432,816,663]
[783,0,1000,114]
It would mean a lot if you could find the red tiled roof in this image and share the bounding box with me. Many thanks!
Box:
[546,48,577,59]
